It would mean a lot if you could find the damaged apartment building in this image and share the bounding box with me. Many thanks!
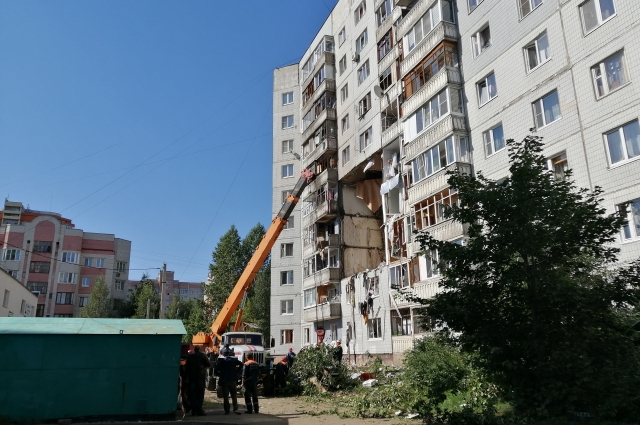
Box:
[272,0,640,364]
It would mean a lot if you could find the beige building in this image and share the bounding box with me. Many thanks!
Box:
[1,268,37,317]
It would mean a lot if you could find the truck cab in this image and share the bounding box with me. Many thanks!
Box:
[221,331,266,366]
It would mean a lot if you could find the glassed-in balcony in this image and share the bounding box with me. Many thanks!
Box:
[303,301,342,322]
[303,221,340,258]
[302,121,338,170]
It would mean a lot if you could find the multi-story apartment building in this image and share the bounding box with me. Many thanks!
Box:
[271,0,640,363]
[1,267,38,317]
[0,200,131,317]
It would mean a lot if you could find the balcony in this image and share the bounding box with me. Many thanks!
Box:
[407,162,471,205]
[382,119,402,148]
[392,333,430,354]
[413,220,466,247]
[303,233,340,258]
[302,108,337,140]
[303,200,338,225]
[302,79,337,114]
[303,267,341,289]
[380,82,401,111]
[390,280,442,308]
[303,302,342,322]
[402,67,461,118]
[302,137,338,170]
[379,43,399,74]
[306,168,338,193]
[302,51,335,86]
[400,21,457,79]
[397,0,435,38]
[403,114,467,162]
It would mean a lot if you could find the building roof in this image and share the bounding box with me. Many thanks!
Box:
[0,318,186,335]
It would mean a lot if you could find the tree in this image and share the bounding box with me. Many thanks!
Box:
[133,276,160,319]
[166,296,209,342]
[79,275,111,318]
[414,135,640,419]
[165,296,195,321]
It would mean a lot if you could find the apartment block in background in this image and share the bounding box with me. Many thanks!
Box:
[0,200,131,317]
[1,268,38,317]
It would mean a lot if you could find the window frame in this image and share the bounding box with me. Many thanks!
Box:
[580,0,617,35]
[591,50,628,99]
[342,146,351,165]
[58,272,77,284]
[477,72,498,106]
[280,299,294,315]
[338,27,346,46]
[79,296,89,307]
[281,243,294,258]
[282,91,294,105]
[618,198,640,241]
[340,83,349,103]
[483,124,505,157]
[604,120,640,167]
[2,249,21,261]
[81,277,91,287]
[524,32,551,73]
[359,127,373,151]
[355,29,368,53]
[281,115,294,129]
[341,114,350,134]
[471,25,491,58]
[518,0,543,20]
[357,60,370,85]
[281,270,294,285]
[282,139,294,154]
[339,55,347,75]
[281,164,294,178]
[368,317,383,339]
[283,216,295,230]
[60,251,79,264]
[354,0,366,24]
[97,258,106,268]
[468,0,484,12]
[55,292,74,305]
[280,329,294,345]
[532,90,562,129]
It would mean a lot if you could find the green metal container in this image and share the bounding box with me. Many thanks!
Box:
[0,318,186,422]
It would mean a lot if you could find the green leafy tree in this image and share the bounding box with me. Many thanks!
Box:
[165,296,195,321]
[130,275,160,319]
[79,275,111,318]
[414,135,640,419]
[166,297,208,342]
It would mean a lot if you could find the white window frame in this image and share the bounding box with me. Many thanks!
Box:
[55,292,74,305]
[83,257,93,267]
[547,152,569,180]
[358,93,371,118]
[341,114,350,134]
[341,83,348,103]
[591,50,628,99]
[280,299,294,315]
[354,0,366,24]
[282,91,294,105]
[357,60,370,85]
[469,0,484,12]
[58,272,77,284]
[283,216,294,230]
[471,25,491,58]
[355,29,368,53]
[376,0,392,26]
[580,0,617,35]
[368,317,383,339]
[281,270,294,285]
[359,127,373,151]
[342,146,351,165]
[390,263,409,288]
[282,115,294,129]
[2,249,21,261]
[532,90,561,129]
[477,72,497,106]
[115,280,125,291]
[518,0,543,20]
[524,33,551,72]
[60,251,79,264]
[97,258,106,268]
[425,249,441,278]
[281,243,294,257]
[339,55,347,75]
[81,277,91,287]
[79,296,89,307]
[604,120,640,167]
[282,164,294,178]
[618,198,640,241]
[304,288,317,307]
[282,139,294,154]
[280,329,294,345]
[338,27,346,46]
[484,124,505,157]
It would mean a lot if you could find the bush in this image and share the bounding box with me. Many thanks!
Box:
[288,344,356,394]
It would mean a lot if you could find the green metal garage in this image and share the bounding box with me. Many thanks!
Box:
[0,318,186,422]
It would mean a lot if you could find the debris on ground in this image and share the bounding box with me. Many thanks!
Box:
[362,378,378,388]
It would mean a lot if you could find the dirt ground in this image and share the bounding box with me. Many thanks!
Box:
[187,390,419,425]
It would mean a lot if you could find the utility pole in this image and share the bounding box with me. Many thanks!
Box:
[159,263,167,319]
[146,299,150,319]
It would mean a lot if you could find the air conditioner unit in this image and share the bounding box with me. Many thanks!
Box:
[352,53,360,63]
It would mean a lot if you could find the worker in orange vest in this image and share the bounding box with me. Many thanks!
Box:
[242,353,260,414]
[274,356,289,394]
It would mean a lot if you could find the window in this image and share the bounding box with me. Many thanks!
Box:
[525,33,550,71]
[55,292,74,305]
[81,277,91,287]
[378,30,393,61]
[115,280,125,291]
[304,288,317,307]
[339,55,347,75]
[357,60,370,85]
[33,241,52,253]
[518,0,543,19]
[580,0,616,34]
[379,67,392,91]
[97,258,106,268]
[469,0,483,12]
[179,288,188,295]
[338,27,346,46]
[376,0,392,26]
[281,300,294,315]
[7,270,18,279]
[415,90,449,133]
[301,36,335,82]
[282,190,292,203]
[341,84,349,103]
[27,282,48,294]
[368,317,382,339]
[36,304,44,317]
[412,136,469,182]
[280,329,294,345]
[79,296,89,307]
[471,25,491,58]
[605,120,640,165]
[282,91,294,105]
[2,290,9,308]
[281,270,294,285]
[356,29,368,53]
[282,115,294,129]
[341,114,350,133]
[547,152,569,180]
[413,188,459,230]
[592,51,627,98]
[405,1,454,52]
[425,249,440,278]
[282,139,294,154]
[281,243,294,257]
[29,262,50,273]
[359,127,373,151]
[283,216,295,229]
[358,92,371,118]
[403,42,459,99]
[20,300,25,315]
[342,146,351,165]
[61,252,79,264]
[2,249,20,261]
[484,124,505,156]
[282,164,294,178]
[533,90,561,128]
[390,264,409,288]
[58,272,77,284]
[618,199,640,241]
[83,257,93,267]
[304,327,311,344]
[354,0,366,24]
[478,73,497,105]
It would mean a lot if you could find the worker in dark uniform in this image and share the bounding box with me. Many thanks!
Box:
[214,345,243,415]
[333,340,343,362]
[185,346,210,416]
[242,352,260,414]
[274,356,289,395]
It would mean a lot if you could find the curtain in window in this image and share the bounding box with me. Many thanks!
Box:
[606,130,624,163]
[631,200,640,236]
[624,121,640,159]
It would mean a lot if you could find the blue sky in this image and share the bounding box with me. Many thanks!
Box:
[0,1,337,282]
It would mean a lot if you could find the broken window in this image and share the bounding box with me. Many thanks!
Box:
[413,188,458,230]
[403,42,458,99]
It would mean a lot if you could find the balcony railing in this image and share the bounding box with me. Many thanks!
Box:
[400,21,457,79]
[302,200,338,225]
[303,233,340,258]
[403,115,467,163]
[392,333,430,354]
[302,137,338,170]
[413,220,466,247]
[303,267,341,289]
[302,78,337,113]
[382,119,402,147]
[397,0,437,39]
[402,67,461,118]
[380,82,401,111]
[303,302,342,322]
[407,162,471,205]
[302,108,337,140]
[390,280,442,307]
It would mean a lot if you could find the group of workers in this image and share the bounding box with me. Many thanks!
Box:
[182,340,344,416]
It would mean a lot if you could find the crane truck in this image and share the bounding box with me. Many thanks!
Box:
[191,168,316,391]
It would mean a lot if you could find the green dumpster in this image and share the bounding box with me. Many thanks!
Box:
[0,318,186,422]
